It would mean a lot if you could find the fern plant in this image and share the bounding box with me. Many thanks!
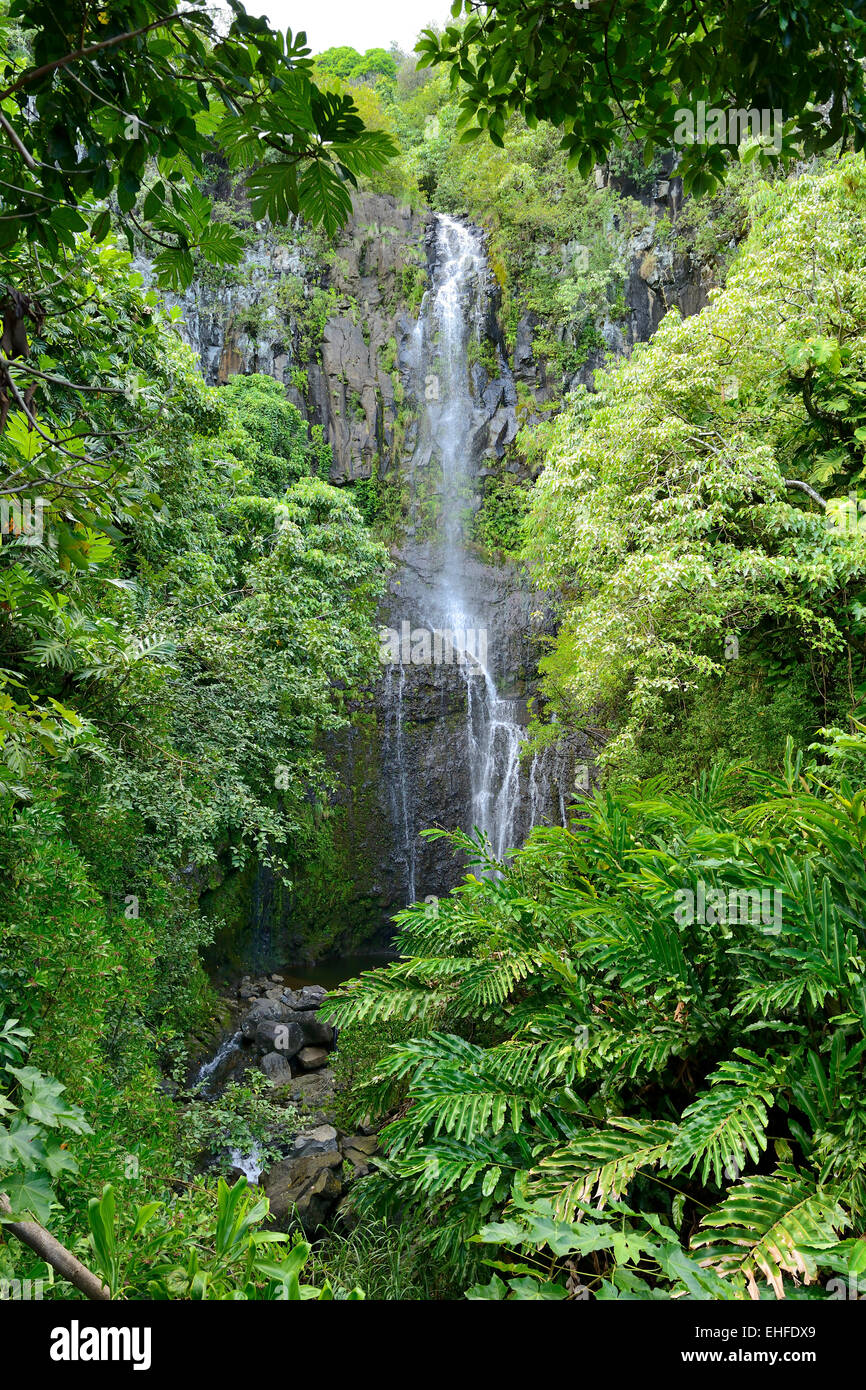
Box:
[327,732,866,1299]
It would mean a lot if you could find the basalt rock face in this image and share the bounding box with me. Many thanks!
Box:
[507,164,716,411]
[178,186,716,961]
[165,237,305,391]
[156,192,430,483]
[315,194,429,483]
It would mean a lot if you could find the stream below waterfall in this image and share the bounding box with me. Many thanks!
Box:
[189,953,390,1188]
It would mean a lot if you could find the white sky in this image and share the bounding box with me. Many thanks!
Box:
[240,0,453,56]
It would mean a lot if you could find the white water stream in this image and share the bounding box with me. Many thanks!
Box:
[384,215,531,885]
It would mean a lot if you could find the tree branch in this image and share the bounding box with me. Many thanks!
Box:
[0,356,125,395]
[0,112,38,170]
[0,12,189,101]
[0,1192,110,1300]
[784,479,827,508]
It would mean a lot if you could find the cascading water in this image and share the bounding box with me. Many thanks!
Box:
[384,659,416,901]
[381,214,535,890]
[192,1030,244,1095]
[528,741,571,831]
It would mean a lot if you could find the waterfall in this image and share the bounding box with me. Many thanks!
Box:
[528,742,571,830]
[381,214,534,889]
[422,216,529,865]
[463,654,526,863]
[192,1031,244,1095]
[384,659,416,901]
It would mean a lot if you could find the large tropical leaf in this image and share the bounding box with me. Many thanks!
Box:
[692,1168,849,1298]
[527,1118,678,1217]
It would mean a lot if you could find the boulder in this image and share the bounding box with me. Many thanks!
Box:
[297,1045,329,1070]
[281,989,311,1011]
[255,1018,304,1057]
[264,1149,344,1231]
[240,999,290,1039]
[241,1000,334,1051]
[291,1125,338,1159]
[289,1068,336,1109]
[300,984,327,1006]
[342,1133,378,1155]
[280,985,328,1012]
[341,1133,379,1177]
[260,1051,293,1087]
[295,1014,335,1049]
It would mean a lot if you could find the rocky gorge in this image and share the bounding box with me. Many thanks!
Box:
[191,969,379,1234]
[159,167,724,969]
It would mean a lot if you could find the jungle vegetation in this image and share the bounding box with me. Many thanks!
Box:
[2,0,866,1304]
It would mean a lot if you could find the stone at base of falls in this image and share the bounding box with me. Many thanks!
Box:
[260,1051,294,1086]
[241,1000,335,1050]
[264,1150,344,1232]
[292,1125,338,1159]
[297,1015,334,1048]
[297,1045,329,1070]
[237,977,327,1009]
[289,1068,336,1112]
[262,1131,379,1231]
[255,1018,304,1056]
[281,985,328,1011]
[341,1133,379,1178]
[240,999,287,1037]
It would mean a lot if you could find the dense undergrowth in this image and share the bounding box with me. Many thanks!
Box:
[3,9,866,1305]
[324,155,866,1301]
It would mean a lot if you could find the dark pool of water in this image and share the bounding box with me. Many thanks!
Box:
[278,952,397,990]
[208,950,396,993]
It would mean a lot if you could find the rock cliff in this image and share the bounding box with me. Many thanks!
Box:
[175,180,720,964]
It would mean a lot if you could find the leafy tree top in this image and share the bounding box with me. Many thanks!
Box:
[417,0,866,191]
[313,45,399,93]
[522,154,866,763]
[0,0,396,281]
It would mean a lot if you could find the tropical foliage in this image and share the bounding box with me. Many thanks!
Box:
[0,241,386,1295]
[419,0,866,191]
[523,157,866,780]
[3,0,866,1311]
[0,0,395,272]
[328,729,866,1299]
[84,1179,364,1300]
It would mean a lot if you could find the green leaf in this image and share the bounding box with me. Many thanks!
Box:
[90,210,112,244]
[0,1171,55,1224]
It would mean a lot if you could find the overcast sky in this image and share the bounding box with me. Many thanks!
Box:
[240,0,453,55]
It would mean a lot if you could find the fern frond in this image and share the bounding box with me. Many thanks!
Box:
[692,1167,849,1298]
[452,952,542,1012]
[325,971,447,1028]
[667,1052,781,1187]
[527,1118,678,1218]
